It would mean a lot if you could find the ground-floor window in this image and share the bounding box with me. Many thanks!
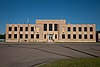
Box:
[20,34,23,38]
[79,34,82,39]
[31,34,34,38]
[25,34,28,39]
[90,34,93,39]
[8,34,11,38]
[68,34,70,39]
[14,34,17,38]
[84,34,87,39]
[55,34,57,39]
[73,34,76,39]
[36,34,39,39]
[62,34,65,39]
[44,34,46,39]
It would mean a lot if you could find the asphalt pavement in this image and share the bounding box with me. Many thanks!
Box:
[0,42,100,67]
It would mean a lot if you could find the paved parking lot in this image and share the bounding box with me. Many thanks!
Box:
[0,43,100,67]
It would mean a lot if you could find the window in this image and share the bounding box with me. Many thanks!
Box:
[79,27,82,31]
[62,34,65,39]
[31,27,34,31]
[20,27,23,31]
[14,34,17,38]
[54,24,58,31]
[14,27,17,31]
[8,34,11,38]
[44,34,46,39]
[84,27,87,32]
[68,27,70,32]
[25,34,28,38]
[31,34,34,38]
[25,27,28,31]
[9,27,12,31]
[55,34,57,39]
[73,27,76,31]
[90,27,93,31]
[90,35,93,39]
[84,34,87,39]
[20,34,23,38]
[36,34,39,39]
[73,34,76,39]
[49,24,52,31]
[79,34,82,39]
[68,34,70,39]
[44,24,47,31]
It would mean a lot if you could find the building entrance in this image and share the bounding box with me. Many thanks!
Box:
[48,34,53,42]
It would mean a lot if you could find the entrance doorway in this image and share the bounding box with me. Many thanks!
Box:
[48,34,53,42]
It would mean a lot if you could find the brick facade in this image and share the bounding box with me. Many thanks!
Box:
[6,20,96,42]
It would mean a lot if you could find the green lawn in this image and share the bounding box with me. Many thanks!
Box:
[39,58,100,67]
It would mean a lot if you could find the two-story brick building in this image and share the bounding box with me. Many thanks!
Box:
[6,19,96,42]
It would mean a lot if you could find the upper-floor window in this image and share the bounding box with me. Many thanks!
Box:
[31,27,34,31]
[62,34,65,39]
[14,27,17,31]
[68,34,70,39]
[73,34,76,39]
[73,27,76,31]
[31,34,34,38]
[44,24,47,31]
[20,27,23,31]
[84,27,87,32]
[9,27,12,31]
[84,34,87,39]
[90,27,93,32]
[54,24,58,31]
[68,27,70,32]
[36,34,39,39]
[14,34,17,38]
[8,34,11,38]
[25,27,28,31]
[49,24,52,31]
[79,27,82,31]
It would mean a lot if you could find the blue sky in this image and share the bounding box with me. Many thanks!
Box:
[0,0,100,34]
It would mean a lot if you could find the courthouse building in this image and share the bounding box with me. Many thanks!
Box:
[6,20,96,42]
